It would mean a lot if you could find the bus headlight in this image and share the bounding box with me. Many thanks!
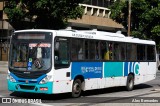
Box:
[39,75,52,84]
[7,74,16,82]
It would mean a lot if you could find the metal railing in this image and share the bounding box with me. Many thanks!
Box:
[79,3,111,18]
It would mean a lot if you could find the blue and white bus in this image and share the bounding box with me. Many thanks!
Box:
[7,29,157,97]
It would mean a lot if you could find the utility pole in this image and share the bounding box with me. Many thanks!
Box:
[128,0,131,36]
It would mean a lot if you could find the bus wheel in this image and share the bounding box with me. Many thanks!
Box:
[126,74,134,91]
[72,79,82,98]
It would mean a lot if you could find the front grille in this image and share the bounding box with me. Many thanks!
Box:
[19,85,35,90]
[12,71,45,79]
[18,80,37,83]
[29,81,37,83]
[18,80,25,83]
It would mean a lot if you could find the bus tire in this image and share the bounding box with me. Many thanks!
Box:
[72,79,82,98]
[126,74,134,91]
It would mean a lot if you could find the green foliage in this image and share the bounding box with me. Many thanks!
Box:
[4,0,84,30]
[110,0,160,50]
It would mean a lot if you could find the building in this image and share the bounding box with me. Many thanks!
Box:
[0,0,124,61]
[0,0,13,61]
[68,0,124,32]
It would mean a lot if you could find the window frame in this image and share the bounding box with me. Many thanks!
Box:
[55,37,156,63]
[54,37,70,69]
[146,45,156,61]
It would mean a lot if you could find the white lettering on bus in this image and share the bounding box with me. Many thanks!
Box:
[72,33,93,39]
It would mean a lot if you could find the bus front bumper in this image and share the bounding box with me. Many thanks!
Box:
[7,80,53,94]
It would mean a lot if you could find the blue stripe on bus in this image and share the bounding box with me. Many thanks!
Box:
[124,62,128,76]
[71,62,103,80]
[129,62,132,73]
[71,62,140,80]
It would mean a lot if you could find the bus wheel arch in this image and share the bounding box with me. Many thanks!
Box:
[126,73,135,91]
[72,75,85,98]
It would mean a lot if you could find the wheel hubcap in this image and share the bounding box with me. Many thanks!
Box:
[129,79,133,88]
[73,83,80,94]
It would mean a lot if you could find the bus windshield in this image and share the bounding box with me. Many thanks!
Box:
[9,32,52,72]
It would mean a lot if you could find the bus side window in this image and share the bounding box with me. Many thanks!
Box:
[104,42,110,60]
[100,41,110,60]
[119,43,126,61]
[89,40,96,60]
[108,43,113,60]
[85,41,89,60]
[95,41,100,60]
[100,41,112,60]
[78,48,83,60]
[147,45,155,60]
[54,38,69,67]
[137,44,146,61]
[78,39,84,60]
[71,38,84,60]
[54,42,60,60]
[113,43,120,60]
[71,39,78,60]
[126,43,137,61]
[100,41,106,60]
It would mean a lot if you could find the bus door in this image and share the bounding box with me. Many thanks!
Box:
[54,37,70,80]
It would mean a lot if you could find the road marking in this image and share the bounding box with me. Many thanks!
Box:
[30,103,54,106]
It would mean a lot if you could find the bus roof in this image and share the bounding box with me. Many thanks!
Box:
[14,29,155,45]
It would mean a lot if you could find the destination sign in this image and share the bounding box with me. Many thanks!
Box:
[29,43,51,47]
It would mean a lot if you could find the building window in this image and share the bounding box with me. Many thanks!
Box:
[0,11,3,19]
[84,0,92,5]
[84,0,117,8]
[92,0,98,6]
[98,0,103,7]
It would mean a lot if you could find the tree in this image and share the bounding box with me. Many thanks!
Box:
[110,0,160,49]
[4,0,84,30]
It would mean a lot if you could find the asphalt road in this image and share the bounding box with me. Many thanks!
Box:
[0,69,160,106]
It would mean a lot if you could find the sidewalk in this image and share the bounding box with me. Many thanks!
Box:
[0,61,8,74]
